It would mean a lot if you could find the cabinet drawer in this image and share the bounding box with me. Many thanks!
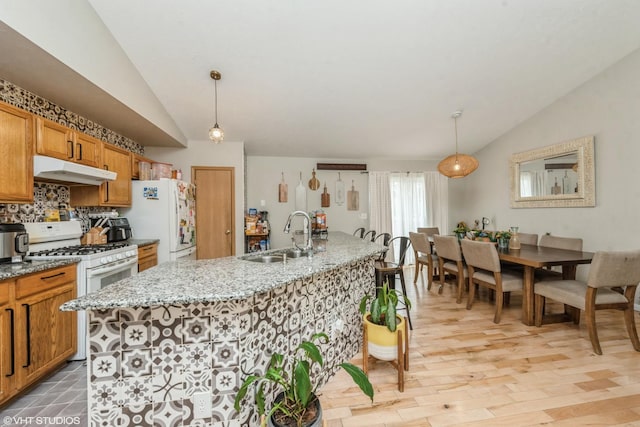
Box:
[138,257,158,273]
[138,244,157,258]
[16,265,77,299]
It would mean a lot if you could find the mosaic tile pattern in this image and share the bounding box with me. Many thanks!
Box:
[85,255,376,426]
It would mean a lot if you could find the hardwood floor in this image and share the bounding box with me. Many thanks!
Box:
[319,266,640,427]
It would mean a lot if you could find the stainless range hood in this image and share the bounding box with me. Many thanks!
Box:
[33,155,117,185]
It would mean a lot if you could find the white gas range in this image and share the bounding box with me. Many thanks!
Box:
[24,221,138,360]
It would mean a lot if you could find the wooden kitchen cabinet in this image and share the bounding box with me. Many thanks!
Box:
[0,264,77,406]
[71,142,132,207]
[35,117,101,168]
[138,242,159,272]
[0,100,34,203]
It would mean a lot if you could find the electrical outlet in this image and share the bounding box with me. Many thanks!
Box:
[193,392,211,419]
[359,212,367,220]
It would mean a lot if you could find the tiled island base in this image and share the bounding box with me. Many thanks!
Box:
[87,258,375,426]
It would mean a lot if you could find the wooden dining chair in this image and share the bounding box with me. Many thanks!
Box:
[363,230,377,242]
[374,232,392,261]
[417,227,440,240]
[517,232,538,246]
[461,239,523,324]
[432,235,467,303]
[537,234,583,280]
[353,227,365,238]
[409,232,437,289]
[534,250,640,354]
[374,236,413,329]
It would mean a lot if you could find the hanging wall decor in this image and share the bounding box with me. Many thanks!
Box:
[321,182,330,207]
[335,172,345,206]
[347,180,359,211]
[308,168,320,190]
[278,172,288,203]
[295,172,307,211]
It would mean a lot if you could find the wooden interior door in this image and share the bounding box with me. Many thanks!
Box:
[192,166,235,259]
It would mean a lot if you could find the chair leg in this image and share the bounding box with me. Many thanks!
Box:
[414,262,421,285]
[494,289,503,324]
[397,328,404,392]
[466,268,475,310]
[456,274,464,304]
[398,271,413,330]
[585,288,602,355]
[624,286,640,352]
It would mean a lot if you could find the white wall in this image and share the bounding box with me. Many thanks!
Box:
[449,47,640,279]
[145,141,245,256]
[246,157,439,250]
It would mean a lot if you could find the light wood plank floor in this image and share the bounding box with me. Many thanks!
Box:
[319,266,640,427]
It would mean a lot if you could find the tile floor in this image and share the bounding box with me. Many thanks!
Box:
[0,361,88,427]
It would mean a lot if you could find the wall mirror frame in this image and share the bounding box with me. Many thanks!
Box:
[510,135,595,208]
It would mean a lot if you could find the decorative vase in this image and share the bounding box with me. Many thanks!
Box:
[498,236,510,249]
[364,314,405,361]
[508,227,521,250]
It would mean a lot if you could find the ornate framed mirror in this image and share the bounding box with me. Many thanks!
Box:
[510,136,595,208]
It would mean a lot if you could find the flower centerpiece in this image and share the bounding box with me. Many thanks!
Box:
[494,230,512,249]
[453,222,470,240]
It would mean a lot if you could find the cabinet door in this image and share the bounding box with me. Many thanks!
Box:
[0,101,33,203]
[35,117,73,160]
[132,154,154,180]
[15,266,77,387]
[0,282,17,405]
[138,243,158,272]
[102,143,132,206]
[74,132,101,168]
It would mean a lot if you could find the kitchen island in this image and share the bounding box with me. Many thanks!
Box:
[61,231,381,426]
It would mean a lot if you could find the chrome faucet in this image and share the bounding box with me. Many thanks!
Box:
[283,210,313,253]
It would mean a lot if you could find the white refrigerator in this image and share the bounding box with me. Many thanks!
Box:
[124,179,196,264]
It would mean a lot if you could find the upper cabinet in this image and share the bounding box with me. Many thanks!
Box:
[35,117,101,168]
[0,101,34,203]
[71,143,132,207]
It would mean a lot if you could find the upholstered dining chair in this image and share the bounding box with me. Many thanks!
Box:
[534,250,640,355]
[537,234,583,279]
[363,230,377,242]
[461,239,524,324]
[417,227,440,241]
[432,235,467,303]
[374,236,413,329]
[353,227,365,238]
[517,232,538,246]
[409,232,437,289]
[374,232,392,261]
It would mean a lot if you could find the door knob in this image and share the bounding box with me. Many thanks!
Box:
[225,230,231,234]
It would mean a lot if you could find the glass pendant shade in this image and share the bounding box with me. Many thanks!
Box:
[209,123,224,143]
[438,110,479,178]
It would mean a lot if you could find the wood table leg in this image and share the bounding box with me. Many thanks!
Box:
[362,321,368,374]
[522,266,535,326]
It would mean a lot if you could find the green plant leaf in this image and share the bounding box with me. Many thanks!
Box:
[298,341,323,367]
[386,303,397,332]
[339,363,374,402]
[233,374,260,411]
[359,295,371,314]
[294,360,312,407]
[370,298,381,324]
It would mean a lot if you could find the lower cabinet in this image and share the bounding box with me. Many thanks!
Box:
[138,242,159,272]
[0,264,77,406]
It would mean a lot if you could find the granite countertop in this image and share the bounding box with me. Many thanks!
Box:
[127,238,160,247]
[0,258,80,281]
[61,232,383,311]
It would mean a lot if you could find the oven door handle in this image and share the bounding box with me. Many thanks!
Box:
[87,258,138,278]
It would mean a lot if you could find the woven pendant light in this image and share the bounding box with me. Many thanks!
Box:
[438,110,478,178]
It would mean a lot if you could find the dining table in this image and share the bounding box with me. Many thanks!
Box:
[497,244,595,326]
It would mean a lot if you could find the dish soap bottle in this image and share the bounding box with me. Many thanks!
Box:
[509,226,521,250]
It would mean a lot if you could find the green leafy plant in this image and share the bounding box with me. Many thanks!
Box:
[359,279,412,332]
[452,221,470,234]
[233,332,373,427]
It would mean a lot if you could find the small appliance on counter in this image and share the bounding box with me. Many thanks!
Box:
[90,217,133,242]
[0,223,29,263]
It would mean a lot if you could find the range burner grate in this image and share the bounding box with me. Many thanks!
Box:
[30,242,131,257]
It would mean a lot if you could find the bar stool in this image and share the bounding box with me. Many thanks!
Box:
[374,236,412,329]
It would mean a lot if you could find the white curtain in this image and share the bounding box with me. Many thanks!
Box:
[424,172,449,237]
[520,171,544,197]
[389,173,426,264]
[368,171,394,260]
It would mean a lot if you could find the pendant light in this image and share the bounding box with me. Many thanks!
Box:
[208,70,224,143]
[437,110,478,178]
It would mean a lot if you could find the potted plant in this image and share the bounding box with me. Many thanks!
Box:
[234,332,374,427]
[453,221,470,240]
[359,279,412,362]
[494,230,512,249]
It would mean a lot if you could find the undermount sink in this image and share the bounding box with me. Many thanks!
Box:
[242,254,284,263]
